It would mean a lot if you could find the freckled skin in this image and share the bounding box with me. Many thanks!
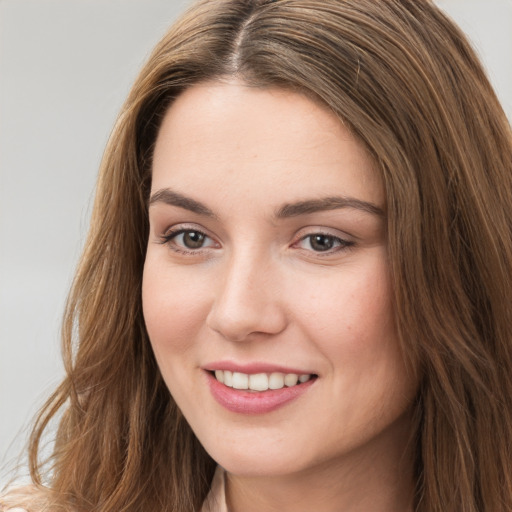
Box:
[142,81,417,512]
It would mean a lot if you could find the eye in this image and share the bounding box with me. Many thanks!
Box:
[160,228,217,253]
[176,230,208,249]
[296,233,353,253]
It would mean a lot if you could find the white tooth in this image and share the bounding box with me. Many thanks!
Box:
[232,372,249,390]
[249,373,269,391]
[299,374,311,383]
[284,373,299,387]
[224,370,233,387]
[269,372,285,390]
[215,370,224,384]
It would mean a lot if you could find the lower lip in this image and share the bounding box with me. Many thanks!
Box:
[206,372,316,414]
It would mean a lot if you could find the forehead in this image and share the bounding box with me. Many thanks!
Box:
[151,80,383,211]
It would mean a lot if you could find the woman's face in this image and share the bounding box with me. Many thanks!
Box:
[143,81,416,477]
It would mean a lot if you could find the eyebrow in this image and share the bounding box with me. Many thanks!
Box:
[275,197,385,218]
[149,189,217,218]
[149,188,384,219]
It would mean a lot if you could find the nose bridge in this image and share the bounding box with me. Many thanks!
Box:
[206,245,286,341]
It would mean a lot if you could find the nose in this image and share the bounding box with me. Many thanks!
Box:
[206,251,288,342]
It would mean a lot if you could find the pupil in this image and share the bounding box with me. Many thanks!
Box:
[310,234,334,251]
[184,231,205,249]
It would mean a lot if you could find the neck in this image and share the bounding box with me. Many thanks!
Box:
[225,415,415,512]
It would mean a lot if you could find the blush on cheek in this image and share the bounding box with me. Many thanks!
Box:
[142,276,209,356]
[144,302,196,355]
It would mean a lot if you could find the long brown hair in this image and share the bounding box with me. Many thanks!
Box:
[4,1,512,510]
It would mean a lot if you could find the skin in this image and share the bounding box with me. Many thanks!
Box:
[143,80,417,511]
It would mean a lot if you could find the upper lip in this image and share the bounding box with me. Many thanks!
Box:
[202,361,317,375]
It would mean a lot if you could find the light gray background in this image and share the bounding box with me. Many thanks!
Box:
[1,0,511,484]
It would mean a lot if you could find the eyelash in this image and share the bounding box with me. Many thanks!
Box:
[293,232,355,254]
[159,228,354,256]
[159,228,217,255]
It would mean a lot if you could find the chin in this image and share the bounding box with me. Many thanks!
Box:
[217,456,302,478]
[202,437,314,477]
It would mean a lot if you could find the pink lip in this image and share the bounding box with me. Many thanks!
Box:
[204,361,316,375]
[205,371,317,415]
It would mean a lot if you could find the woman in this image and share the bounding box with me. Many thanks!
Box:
[2,0,512,510]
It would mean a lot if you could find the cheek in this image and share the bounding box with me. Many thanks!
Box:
[141,257,209,358]
[292,261,412,435]
[291,256,396,358]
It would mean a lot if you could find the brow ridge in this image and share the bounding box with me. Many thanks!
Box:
[149,189,216,218]
[149,189,384,219]
[276,197,385,218]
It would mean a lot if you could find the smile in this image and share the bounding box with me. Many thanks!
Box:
[213,370,313,392]
[206,368,317,414]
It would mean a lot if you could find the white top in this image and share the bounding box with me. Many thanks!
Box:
[201,466,228,512]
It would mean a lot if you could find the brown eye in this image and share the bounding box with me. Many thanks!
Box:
[182,231,206,249]
[295,232,354,254]
[161,228,216,252]
[308,234,337,252]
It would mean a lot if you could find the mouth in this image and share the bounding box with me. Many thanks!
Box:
[209,369,318,392]
[205,366,318,414]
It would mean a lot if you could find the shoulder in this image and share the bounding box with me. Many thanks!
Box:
[0,485,50,512]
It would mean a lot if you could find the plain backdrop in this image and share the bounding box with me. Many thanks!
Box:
[1,0,511,485]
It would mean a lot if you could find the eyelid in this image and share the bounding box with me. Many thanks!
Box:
[160,222,214,238]
[293,226,354,242]
[291,227,355,254]
[158,223,220,253]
